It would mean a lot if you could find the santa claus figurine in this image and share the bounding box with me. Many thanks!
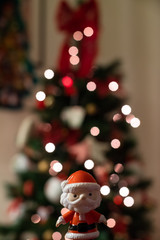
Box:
[56,170,107,239]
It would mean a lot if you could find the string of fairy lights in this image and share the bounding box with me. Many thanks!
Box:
[33,26,141,240]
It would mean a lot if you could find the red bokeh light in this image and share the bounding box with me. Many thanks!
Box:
[62,76,73,88]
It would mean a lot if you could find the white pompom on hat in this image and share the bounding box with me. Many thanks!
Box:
[61,170,100,193]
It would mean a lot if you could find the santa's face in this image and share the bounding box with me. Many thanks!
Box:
[60,187,101,214]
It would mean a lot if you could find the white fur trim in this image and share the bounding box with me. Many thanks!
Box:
[65,231,99,239]
[62,182,100,193]
[61,180,68,190]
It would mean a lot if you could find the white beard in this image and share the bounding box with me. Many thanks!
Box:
[60,192,102,214]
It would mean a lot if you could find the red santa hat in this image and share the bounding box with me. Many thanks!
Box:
[61,170,100,193]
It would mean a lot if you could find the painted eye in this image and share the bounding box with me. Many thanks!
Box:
[89,193,92,196]
[74,194,77,198]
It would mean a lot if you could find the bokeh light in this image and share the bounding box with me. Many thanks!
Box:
[84,159,94,170]
[44,69,54,79]
[121,105,132,115]
[69,55,80,65]
[123,196,134,207]
[68,46,78,56]
[45,143,55,153]
[62,76,73,88]
[107,218,116,228]
[31,214,41,224]
[52,162,63,173]
[126,114,135,123]
[111,139,121,149]
[83,27,94,37]
[90,126,100,136]
[130,117,141,128]
[52,232,62,240]
[100,185,110,196]
[119,187,130,197]
[86,81,96,91]
[108,81,119,92]
[36,91,46,101]
[73,31,83,41]
[110,174,119,184]
[114,163,124,173]
[113,113,122,122]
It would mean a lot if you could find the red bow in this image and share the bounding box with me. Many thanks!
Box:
[56,0,99,77]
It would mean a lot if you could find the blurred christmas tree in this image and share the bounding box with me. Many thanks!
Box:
[0,0,37,108]
[0,0,154,240]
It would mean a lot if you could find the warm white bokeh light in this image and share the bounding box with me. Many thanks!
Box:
[111,139,121,149]
[86,81,96,91]
[100,185,110,196]
[123,196,134,207]
[114,163,124,173]
[73,31,83,41]
[121,105,132,115]
[68,46,79,56]
[126,114,135,123]
[83,27,94,37]
[119,187,130,197]
[52,231,62,240]
[113,113,122,122]
[45,143,55,153]
[130,117,141,128]
[52,162,63,173]
[84,159,94,170]
[70,55,80,65]
[90,126,100,136]
[44,69,54,79]
[108,81,119,92]
[107,218,116,228]
[36,91,46,101]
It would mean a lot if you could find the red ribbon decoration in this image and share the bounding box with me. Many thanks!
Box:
[56,0,99,78]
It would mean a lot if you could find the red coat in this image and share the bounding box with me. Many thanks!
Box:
[62,210,101,239]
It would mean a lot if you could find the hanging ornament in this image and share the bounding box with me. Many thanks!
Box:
[87,135,110,164]
[23,180,34,197]
[42,121,67,146]
[68,137,89,163]
[68,135,109,164]
[61,106,85,129]
[12,153,31,173]
[44,177,62,203]
[7,198,25,222]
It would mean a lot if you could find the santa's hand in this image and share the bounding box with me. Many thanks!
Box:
[56,216,66,227]
[99,214,107,226]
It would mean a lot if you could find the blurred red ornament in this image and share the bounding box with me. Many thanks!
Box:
[23,180,34,196]
[65,130,81,146]
[113,195,123,205]
[36,100,45,110]
[42,121,67,145]
[94,78,109,97]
